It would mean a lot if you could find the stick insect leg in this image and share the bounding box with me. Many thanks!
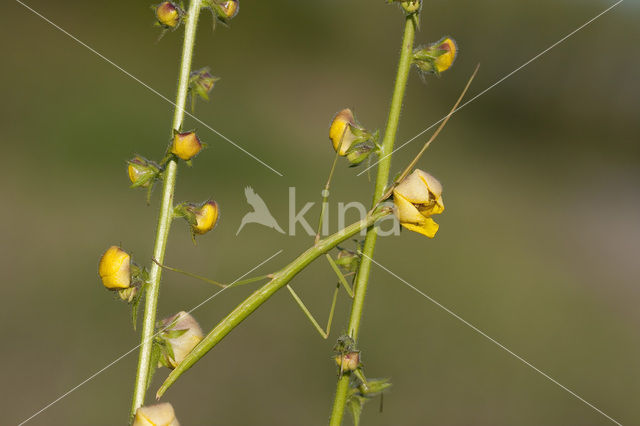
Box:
[286,283,339,340]
[325,254,354,298]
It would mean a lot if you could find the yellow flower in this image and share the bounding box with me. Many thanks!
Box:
[133,402,180,426]
[193,200,219,235]
[434,37,457,73]
[159,312,204,368]
[98,246,131,289]
[393,169,444,238]
[171,131,203,161]
[329,109,358,156]
[155,2,181,28]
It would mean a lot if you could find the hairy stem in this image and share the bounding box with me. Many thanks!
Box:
[329,11,418,425]
[130,0,203,418]
[156,208,392,398]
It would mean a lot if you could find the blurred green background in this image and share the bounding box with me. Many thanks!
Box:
[2,0,639,425]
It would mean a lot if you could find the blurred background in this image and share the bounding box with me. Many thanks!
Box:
[2,0,639,424]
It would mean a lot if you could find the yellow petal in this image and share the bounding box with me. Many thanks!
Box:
[435,37,457,73]
[161,312,204,368]
[329,109,357,156]
[98,246,131,289]
[133,403,180,426]
[401,218,440,238]
[171,132,202,161]
[156,2,180,28]
[393,190,427,224]
[417,170,443,199]
[394,169,431,203]
[433,195,445,214]
[193,201,219,234]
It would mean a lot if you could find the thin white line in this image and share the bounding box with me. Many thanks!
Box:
[17,250,283,425]
[14,0,284,177]
[358,0,624,176]
[360,252,623,425]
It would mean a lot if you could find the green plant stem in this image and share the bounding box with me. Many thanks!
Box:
[156,208,392,398]
[329,12,417,425]
[130,0,203,418]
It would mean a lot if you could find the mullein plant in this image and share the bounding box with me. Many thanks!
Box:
[98,0,474,424]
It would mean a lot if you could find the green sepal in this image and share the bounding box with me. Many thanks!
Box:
[360,377,392,396]
[346,376,392,425]
[346,394,365,426]
[173,203,197,226]
[146,340,164,390]
[346,141,375,167]
[162,328,189,339]
[130,283,144,330]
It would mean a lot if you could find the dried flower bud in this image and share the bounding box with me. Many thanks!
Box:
[98,246,131,290]
[127,155,160,188]
[155,2,182,29]
[393,169,444,238]
[188,67,220,109]
[133,402,180,426]
[158,311,204,368]
[193,200,219,235]
[413,36,458,76]
[335,351,360,372]
[171,131,203,161]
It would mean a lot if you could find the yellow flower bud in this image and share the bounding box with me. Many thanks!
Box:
[128,163,149,187]
[218,0,239,20]
[155,2,181,29]
[98,246,131,290]
[434,37,457,73]
[193,200,219,235]
[393,169,444,238]
[127,155,160,188]
[171,131,203,161]
[329,109,358,156]
[335,351,360,372]
[159,311,204,368]
[133,402,180,426]
[412,36,458,76]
